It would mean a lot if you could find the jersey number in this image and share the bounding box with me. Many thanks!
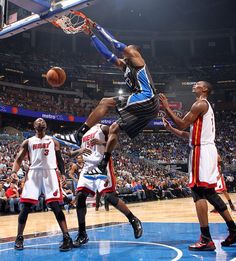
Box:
[44,149,49,156]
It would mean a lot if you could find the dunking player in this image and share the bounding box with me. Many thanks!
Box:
[210,154,236,213]
[160,81,236,250]
[68,124,142,247]
[13,118,73,251]
[54,17,159,179]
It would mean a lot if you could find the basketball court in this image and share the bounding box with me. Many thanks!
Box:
[0,1,236,260]
[1,197,236,260]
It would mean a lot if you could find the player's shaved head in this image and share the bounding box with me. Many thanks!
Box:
[127,45,141,53]
[34,118,47,131]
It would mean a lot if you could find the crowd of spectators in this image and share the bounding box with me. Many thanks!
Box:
[1,49,236,96]
[0,85,99,117]
[0,109,235,215]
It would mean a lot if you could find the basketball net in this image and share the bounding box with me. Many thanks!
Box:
[51,11,88,34]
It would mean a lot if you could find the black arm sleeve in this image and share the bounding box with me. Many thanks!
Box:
[55,150,65,176]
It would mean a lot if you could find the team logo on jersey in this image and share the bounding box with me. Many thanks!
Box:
[33,141,51,150]
[53,189,58,196]
[82,132,97,142]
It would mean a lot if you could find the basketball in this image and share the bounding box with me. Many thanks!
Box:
[46,67,66,88]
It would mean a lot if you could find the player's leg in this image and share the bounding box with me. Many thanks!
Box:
[104,192,143,239]
[15,170,42,250]
[54,97,116,146]
[84,122,120,179]
[95,190,101,211]
[189,186,216,251]
[74,190,89,247]
[15,203,33,250]
[48,201,73,252]
[47,201,73,251]
[205,188,236,246]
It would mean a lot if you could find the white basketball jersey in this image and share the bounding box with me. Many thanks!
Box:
[28,135,57,169]
[81,124,106,171]
[189,99,215,146]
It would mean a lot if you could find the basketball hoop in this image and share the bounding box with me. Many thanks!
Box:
[51,11,88,34]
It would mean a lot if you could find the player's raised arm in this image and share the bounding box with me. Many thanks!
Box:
[86,18,127,52]
[12,140,29,174]
[83,23,125,70]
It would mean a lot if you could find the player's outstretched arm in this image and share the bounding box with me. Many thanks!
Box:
[12,140,29,174]
[159,93,208,130]
[162,117,189,139]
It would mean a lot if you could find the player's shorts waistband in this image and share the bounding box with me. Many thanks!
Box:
[29,168,57,170]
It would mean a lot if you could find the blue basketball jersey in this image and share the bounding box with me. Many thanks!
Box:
[123,63,156,98]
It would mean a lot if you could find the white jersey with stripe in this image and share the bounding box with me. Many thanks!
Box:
[189,99,215,146]
[81,124,106,172]
[28,135,57,169]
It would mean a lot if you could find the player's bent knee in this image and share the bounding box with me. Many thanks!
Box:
[109,122,120,134]
[76,191,87,209]
[100,97,116,107]
[206,190,227,212]
[104,193,119,207]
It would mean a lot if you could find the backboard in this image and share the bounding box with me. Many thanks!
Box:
[0,0,96,39]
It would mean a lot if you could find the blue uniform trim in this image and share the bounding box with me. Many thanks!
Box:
[126,66,155,106]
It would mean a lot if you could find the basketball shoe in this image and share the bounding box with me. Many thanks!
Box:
[59,233,73,251]
[84,162,108,180]
[130,217,143,239]
[53,131,81,148]
[221,228,236,246]
[14,235,24,250]
[73,232,89,247]
[188,236,216,251]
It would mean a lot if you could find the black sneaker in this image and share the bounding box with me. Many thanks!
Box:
[14,235,24,250]
[84,163,107,180]
[53,131,81,148]
[221,229,236,247]
[59,234,73,252]
[130,217,143,239]
[73,232,89,247]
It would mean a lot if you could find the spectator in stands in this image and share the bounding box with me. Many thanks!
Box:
[0,183,7,213]
[68,155,84,192]
[61,180,75,214]
[5,182,20,213]
[133,180,146,201]
[3,177,11,192]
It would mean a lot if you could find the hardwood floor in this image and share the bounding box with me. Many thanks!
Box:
[1,194,236,239]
